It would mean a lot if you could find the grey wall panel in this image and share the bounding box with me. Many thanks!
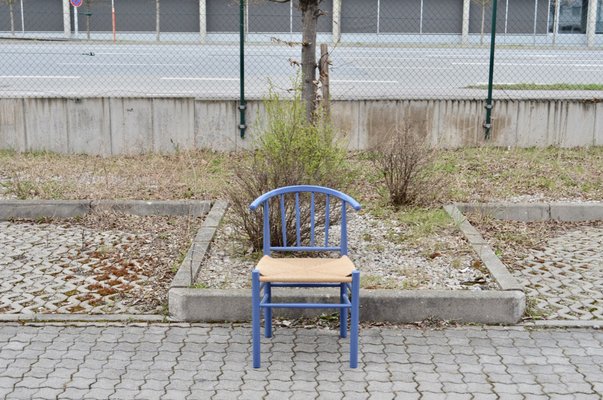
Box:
[207,0,239,32]
[506,0,536,33]
[379,0,421,33]
[536,0,550,34]
[0,1,23,32]
[19,0,63,32]
[423,0,463,33]
[249,0,290,32]
[341,0,377,33]
[292,0,333,33]
[74,0,155,32]
[469,0,507,33]
[160,0,198,32]
[116,0,155,31]
[74,0,112,32]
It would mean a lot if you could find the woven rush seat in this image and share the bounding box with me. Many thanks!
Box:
[257,255,356,283]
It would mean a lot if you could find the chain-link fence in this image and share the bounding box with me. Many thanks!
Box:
[0,0,602,99]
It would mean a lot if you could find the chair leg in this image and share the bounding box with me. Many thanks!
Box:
[264,282,272,338]
[350,271,360,369]
[252,270,261,368]
[339,283,348,338]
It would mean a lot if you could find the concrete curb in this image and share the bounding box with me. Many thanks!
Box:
[169,200,229,288]
[456,202,603,222]
[169,204,526,324]
[0,314,168,323]
[444,205,524,292]
[169,288,525,324]
[0,199,212,220]
[522,320,602,329]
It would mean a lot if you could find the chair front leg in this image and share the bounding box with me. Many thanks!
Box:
[252,269,261,368]
[350,270,360,369]
[339,283,348,338]
[264,282,272,338]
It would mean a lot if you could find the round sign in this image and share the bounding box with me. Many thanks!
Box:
[70,0,83,7]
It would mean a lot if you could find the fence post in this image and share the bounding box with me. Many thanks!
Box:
[484,0,498,140]
[239,0,247,140]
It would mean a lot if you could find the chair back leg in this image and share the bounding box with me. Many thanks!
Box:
[350,270,360,368]
[339,283,348,339]
[252,270,261,368]
[264,283,273,338]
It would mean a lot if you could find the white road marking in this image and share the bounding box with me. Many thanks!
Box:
[453,62,603,67]
[336,66,453,71]
[59,63,192,67]
[161,77,238,81]
[0,75,80,79]
[332,79,398,84]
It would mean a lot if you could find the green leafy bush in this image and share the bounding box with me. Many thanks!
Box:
[227,89,349,252]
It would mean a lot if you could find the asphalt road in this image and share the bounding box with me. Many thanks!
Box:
[1,41,602,98]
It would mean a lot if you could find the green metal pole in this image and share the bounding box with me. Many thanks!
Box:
[484,0,498,140]
[239,0,246,139]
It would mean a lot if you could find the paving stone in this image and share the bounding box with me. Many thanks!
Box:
[515,227,603,321]
[0,324,603,399]
[0,222,156,314]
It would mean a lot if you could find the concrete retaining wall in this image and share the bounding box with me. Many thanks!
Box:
[1,97,603,155]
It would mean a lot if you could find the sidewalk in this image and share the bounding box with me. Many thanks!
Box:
[0,323,602,399]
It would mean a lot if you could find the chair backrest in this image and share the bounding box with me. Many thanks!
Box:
[249,185,361,256]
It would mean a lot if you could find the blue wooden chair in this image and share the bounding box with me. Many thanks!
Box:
[249,185,362,368]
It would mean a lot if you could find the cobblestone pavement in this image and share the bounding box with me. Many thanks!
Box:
[515,227,603,321]
[0,222,153,315]
[0,323,602,399]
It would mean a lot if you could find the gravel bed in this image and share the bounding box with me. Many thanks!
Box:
[196,210,496,291]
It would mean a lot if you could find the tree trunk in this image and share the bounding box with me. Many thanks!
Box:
[480,5,485,45]
[319,43,330,118]
[300,0,319,123]
[9,2,15,35]
[156,0,160,41]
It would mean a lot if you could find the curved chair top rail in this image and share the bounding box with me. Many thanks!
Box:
[249,185,361,212]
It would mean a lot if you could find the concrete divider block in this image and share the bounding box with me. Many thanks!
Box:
[560,102,596,148]
[456,203,551,221]
[0,200,91,220]
[152,98,195,154]
[109,98,154,155]
[91,200,211,217]
[24,98,69,153]
[169,200,228,288]
[169,288,526,324]
[0,99,26,152]
[171,241,211,288]
[362,290,525,324]
[67,98,111,156]
[331,101,361,150]
[550,202,603,221]
[195,101,237,151]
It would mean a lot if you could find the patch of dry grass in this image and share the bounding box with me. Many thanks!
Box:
[0,149,235,200]
[1,147,602,204]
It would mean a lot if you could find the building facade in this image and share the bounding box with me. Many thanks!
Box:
[0,0,601,46]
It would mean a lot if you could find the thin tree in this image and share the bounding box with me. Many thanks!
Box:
[2,0,16,36]
[472,0,492,45]
[266,0,325,123]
